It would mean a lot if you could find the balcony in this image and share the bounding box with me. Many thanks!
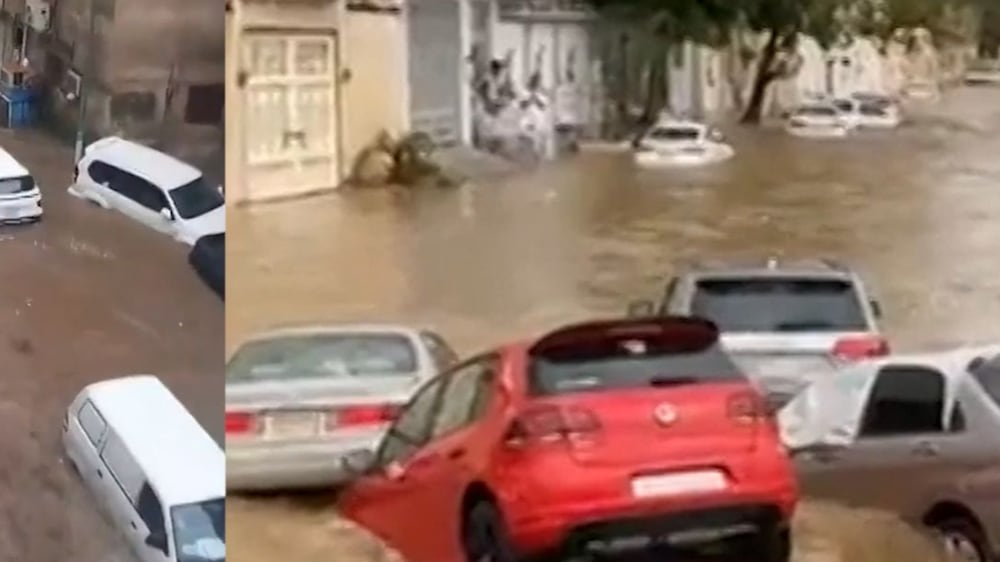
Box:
[496,0,594,22]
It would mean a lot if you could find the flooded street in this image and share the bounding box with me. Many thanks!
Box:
[0,130,224,560]
[227,86,1000,561]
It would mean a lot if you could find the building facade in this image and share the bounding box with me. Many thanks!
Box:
[227,0,409,204]
[0,0,224,170]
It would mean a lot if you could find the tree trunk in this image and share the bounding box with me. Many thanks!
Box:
[632,43,668,147]
[741,29,780,124]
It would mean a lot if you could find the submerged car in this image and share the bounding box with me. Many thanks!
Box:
[0,147,42,224]
[189,233,225,300]
[634,116,735,168]
[833,96,902,129]
[338,317,798,562]
[68,137,225,246]
[225,324,459,491]
[784,103,851,138]
[628,258,888,406]
[781,346,1000,562]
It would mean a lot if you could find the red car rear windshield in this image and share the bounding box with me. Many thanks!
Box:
[529,345,744,396]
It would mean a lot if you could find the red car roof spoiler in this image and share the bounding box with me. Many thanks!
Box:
[528,316,720,359]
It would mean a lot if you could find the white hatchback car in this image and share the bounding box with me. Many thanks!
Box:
[0,147,42,224]
[68,137,224,246]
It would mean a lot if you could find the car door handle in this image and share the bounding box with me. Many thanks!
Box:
[913,442,940,457]
[97,469,103,479]
[447,448,466,460]
[130,521,137,530]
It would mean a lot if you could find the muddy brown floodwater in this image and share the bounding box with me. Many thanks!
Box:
[0,129,223,560]
[227,87,1000,562]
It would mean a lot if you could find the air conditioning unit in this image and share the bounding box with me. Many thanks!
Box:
[25,0,51,32]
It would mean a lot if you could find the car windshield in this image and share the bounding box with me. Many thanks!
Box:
[797,106,837,117]
[227,333,418,382]
[172,498,224,562]
[649,127,700,141]
[169,177,224,220]
[530,341,743,396]
[691,277,869,332]
[0,175,34,195]
[971,356,1000,408]
[859,102,887,116]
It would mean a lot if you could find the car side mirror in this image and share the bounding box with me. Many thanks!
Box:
[145,530,168,553]
[869,299,882,319]
[338,449,376,478]
[160,207,174,221]
[627,300,656,318]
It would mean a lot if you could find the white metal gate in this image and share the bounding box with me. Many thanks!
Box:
[407,0,463,146]
[241,32,340,201]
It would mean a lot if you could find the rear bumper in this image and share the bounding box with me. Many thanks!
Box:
[226,432,382,491]
[0,195,42,224]
[503,461,797,555]
[513,493,794,558]
[561,503,785,556]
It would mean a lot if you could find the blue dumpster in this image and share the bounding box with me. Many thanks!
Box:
[0,87,36,128]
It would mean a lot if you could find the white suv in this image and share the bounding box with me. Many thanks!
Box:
[629,258,888,406]
[68,137,224,246]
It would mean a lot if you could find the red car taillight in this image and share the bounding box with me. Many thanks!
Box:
[504,404,602,448]
[727,391,771,425]
[833,335,890,362]
[328,404,400,429]
[225,411,259,435]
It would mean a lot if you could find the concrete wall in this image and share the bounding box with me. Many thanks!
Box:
[43,0,223,165]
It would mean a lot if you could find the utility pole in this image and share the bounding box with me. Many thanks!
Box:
[74,0,99,163]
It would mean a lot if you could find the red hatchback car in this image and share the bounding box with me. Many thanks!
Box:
[338,317,799,562]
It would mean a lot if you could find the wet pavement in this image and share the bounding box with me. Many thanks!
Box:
[0,130,223,560]
[227,86,1000,561]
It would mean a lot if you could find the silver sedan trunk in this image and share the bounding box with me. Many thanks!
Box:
[225,326,449,491]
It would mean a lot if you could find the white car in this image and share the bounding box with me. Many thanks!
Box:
[785,103,851,138]
[633,116,735,168]
[964,60,1000,85]
[833,96,902,129]
[0,147,42,224]
[63,375,225,562]
[68,137,224,246]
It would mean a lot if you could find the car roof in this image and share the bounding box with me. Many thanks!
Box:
[85,137,201,188]
[84,375,224,505]
[242,323,426,344]
[676,258,855,280]
[0,147,29,178]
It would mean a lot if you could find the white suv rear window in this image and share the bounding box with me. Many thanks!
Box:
[691,277,869,333]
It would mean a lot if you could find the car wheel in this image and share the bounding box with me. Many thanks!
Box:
[933,518,991,562]
[461,501,519,562]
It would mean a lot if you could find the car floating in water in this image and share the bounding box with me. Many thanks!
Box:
[68,136,225,246]
[634,116,735,168]
[784,103,851,139]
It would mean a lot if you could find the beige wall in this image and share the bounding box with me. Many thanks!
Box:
[340,9,409,173]
[226,0,410,202]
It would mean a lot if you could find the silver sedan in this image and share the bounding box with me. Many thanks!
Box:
[225,324,458,491]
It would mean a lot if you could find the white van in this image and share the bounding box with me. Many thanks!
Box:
[62,375,225,562]
[0,147,42,224]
